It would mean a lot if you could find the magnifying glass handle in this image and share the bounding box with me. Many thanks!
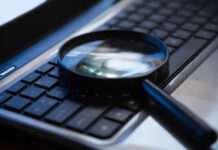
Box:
[142,79,217,148]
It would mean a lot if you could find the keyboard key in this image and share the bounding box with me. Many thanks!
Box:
[169,37,207,76]
[48,68,59,78]
[149,14,167,22]
[0,92,11,103]
[125,5,137,12]
[151,29,169,40]
[177,9,193,17]
[25,97,58,117]
[128,13,144,22]
[71,91,89,104]
[116,11,128,19]
[88,119,120,138]
[165,37,183,47]
[45,100,81,124]
[119,99,140,111]
[167,1,181,9]
[47,86,70,100]
[184,3,201,11]
[118,20,135,29]
[66,104,108,131]
[140,20,158,29]
[204,23,218,32]
[190,16,207,24]
[7,82,26,94]
[35,76,58,89]
[159,22,177,32]
[168,16,186,24]
[182,22,199,32]
[4,96,30,111]
[106,107,132,123]
[158,7,174,15]
[36,63,54,74]
[195,30,216,40]
[198,9,215,18]
[21,86,45,99]
[137,7,153,16]
[49,58,58,65]
[147,1,161,9]
[173,29,191,39]
[22,72,41,84]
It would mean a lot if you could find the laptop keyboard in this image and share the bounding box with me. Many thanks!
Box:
[0,0,217,140]
[97,0,218,78]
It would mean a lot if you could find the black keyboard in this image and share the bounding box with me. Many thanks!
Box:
[0,0,218,141]
[97,0,218,78]
[0,58,142,139]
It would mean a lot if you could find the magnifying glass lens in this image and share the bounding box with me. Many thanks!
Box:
[61,39,166,79]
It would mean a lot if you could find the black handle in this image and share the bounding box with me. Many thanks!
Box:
[142,79,217,148]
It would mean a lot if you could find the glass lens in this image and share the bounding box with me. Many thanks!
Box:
[61,39,166,79]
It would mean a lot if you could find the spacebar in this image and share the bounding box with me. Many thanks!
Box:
[169,37,207,76]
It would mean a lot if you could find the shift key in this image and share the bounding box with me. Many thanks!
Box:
[169,37,207,76]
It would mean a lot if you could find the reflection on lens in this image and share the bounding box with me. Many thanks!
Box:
[61,39,166,79]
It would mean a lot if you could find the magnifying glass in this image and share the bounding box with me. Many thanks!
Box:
[57,30,217,148]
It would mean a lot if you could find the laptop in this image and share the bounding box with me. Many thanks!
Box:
[0,0,217,149]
